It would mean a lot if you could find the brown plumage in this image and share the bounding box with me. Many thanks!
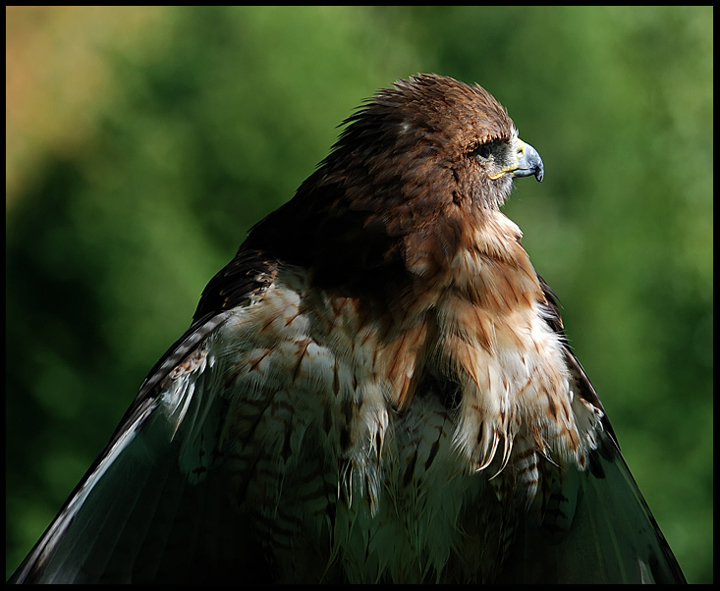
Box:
[10,74,685,583]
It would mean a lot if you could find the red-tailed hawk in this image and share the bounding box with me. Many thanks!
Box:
[10,74,685,583]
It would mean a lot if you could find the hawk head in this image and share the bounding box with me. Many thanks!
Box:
[246,74,544,291]
[327,73,543,210]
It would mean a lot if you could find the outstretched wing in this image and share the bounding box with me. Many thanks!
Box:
[9,250,278,584]
[496,277,685,584]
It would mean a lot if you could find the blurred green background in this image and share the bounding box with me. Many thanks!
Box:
[6,6,712,582]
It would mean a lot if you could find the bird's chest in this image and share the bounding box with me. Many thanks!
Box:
[208,265,588,581]
[218,332,498,582]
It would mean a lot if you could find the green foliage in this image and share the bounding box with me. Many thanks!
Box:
[6,6,712,582]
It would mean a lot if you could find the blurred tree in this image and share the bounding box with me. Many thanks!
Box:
[6,6,712,582]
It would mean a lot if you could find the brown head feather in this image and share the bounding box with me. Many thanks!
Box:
[244,74,520,294]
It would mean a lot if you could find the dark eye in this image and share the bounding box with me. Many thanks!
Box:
[472,143,493,160]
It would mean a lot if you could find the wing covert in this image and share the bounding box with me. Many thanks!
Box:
[9,250,278,584]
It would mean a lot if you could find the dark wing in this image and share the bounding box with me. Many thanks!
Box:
[497,276,686,583]
[9,249,278,584]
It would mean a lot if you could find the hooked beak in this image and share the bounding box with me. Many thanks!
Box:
[511,139,544,182]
